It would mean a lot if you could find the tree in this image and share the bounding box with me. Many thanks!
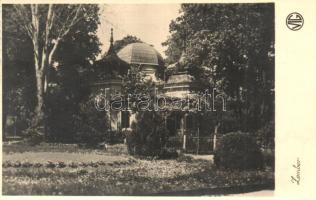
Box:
[101,35,142,58]
[163,4,274,132]
[11,4,100,134]
[112,35,142,53]
[2,6,37,139]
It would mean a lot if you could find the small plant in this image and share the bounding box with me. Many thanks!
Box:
[262,149,275,169]
[21,162,33,168]
[158,148,178,159]
[13,161,21,168]
[97,161,106,166]
[78,162,88,167]
[88,162,98,168]
[3,161,13,168]
[23,126,44,146]
[46,161,56,168]
[34,163,43,168]
[57,161,66,168]
[176,155,193,163]
[214,131,264,170]
[69,162,78,168]
[77,169,88,175]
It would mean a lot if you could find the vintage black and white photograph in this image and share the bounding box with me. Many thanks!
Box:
[2,3,275,196]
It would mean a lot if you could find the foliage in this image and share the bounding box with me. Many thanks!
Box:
[111,35,142,53]
[45,65,83,142]
[94,53,130,80]
[106,130,127,144]
[127,111,169,157]
[163,4,275,132]
[214,131,264,170]
[3,4,101,139]
[254,120,275,149]
[74,94,109,147]
[121,66,148,104]
[2,6,37,138]
[22,126,45,146]
[262,149,275,169]
[54,5,101,66]
[10,5,99,129]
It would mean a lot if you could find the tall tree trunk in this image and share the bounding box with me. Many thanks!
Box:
[14,4,83,137]
[31,5,45,132]
[34,64,45,129]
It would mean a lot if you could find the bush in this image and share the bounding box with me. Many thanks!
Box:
[262,149,275,169]
[158,148,179,159]
[126,111,169,157]
[23,126,44,146]
[106,130,126,144]
[214,131,263,170]
[254,121,275,149]
[74,94,109,147]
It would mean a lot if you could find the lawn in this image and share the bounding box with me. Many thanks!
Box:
[2,142,274,195]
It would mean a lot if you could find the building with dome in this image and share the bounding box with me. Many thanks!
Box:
[92,29,214,153]
[117,43,164,82]
[92,29,166,131]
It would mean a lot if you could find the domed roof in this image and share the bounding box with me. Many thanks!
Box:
[117,43,163,66]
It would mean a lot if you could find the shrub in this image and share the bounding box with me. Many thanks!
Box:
[77,169,88,175]
[34,163,43,168]
[57,161,67,168]
[106,130,126,144]
[74,94,109,147]
[21,162,33,168]
[159,148,179,159]
[46,161,56,168]
[254,121,275,149]
[69,162,78,168]
[23,126,44,146]
[262,149,275,169]
[13,161,21,168]
[126,111,169,157]
[214,131,263,170]
[3,161,13,168]
[176,154,193,163]
[45,65,88,143]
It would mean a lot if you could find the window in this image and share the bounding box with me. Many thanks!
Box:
[121,111,130,128]
[186,115,194,130]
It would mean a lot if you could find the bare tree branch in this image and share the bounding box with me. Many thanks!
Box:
[48,39,60,66]
[30,4,41,70]
[13,5,33,40]
[41,4,55,68]
[58,5,83,39]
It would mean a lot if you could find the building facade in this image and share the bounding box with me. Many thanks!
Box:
[92,31,216,153]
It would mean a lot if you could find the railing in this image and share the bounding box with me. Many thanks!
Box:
[166,135,221,154]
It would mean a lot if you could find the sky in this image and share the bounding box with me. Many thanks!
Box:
[97,4,181,58]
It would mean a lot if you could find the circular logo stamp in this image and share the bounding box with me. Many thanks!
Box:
[286,12,304,31]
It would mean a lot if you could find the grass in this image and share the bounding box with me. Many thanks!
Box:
[2,142,127,155]
[2,142,274,195]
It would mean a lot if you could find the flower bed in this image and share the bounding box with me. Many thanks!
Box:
[2,143,274,195]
